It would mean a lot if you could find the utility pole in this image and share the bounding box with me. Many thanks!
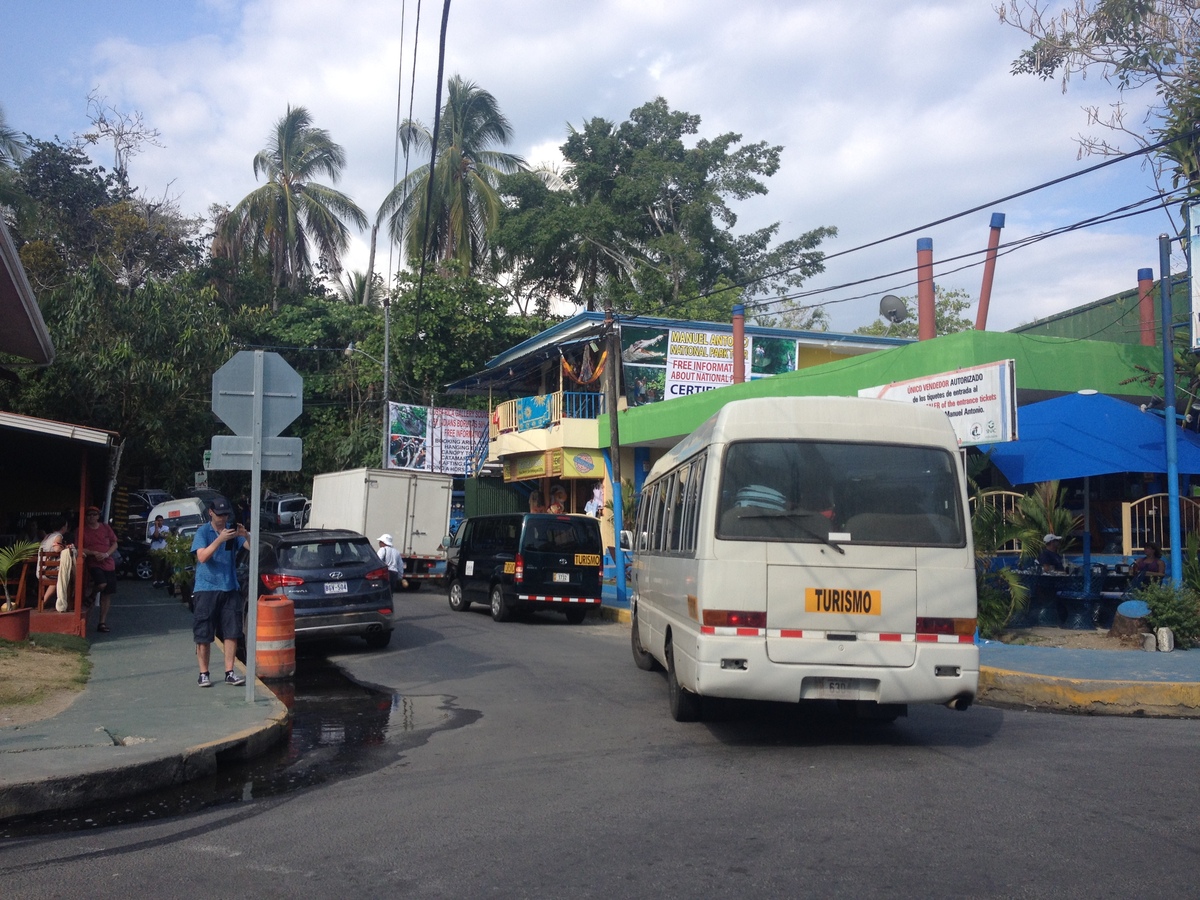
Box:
[604,304,626,605]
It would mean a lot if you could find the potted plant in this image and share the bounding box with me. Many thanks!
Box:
[159,533,196,609]
[0,540,40,641]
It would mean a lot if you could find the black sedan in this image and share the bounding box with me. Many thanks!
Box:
[245,529,395,649]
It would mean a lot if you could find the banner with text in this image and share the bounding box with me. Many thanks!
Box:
[387,403,488,474]
[857,359,1017,447]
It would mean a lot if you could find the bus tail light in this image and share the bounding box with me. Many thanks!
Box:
[514,553,524,584]
[916,617,976,636]
[702,609,767,629]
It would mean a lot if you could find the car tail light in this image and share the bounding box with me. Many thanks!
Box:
[916,617,977,636]
[261,573,304,589]
[514,553,524,584]
[702,609,767,629]
[365,566,389,582]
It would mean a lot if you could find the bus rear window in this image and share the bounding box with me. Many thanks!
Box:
[716,440,965,546]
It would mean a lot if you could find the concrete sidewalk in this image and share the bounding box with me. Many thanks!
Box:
[0,580,288,821]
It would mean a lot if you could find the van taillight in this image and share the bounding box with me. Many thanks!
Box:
[916,617,976,636]
[702,610,767,629]
[514,553,524,583]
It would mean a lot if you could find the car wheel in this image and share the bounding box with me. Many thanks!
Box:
[365,630,392,650]
[631,605,658,671]
[490,584,512,622]
[448,579,470,611]
[666,639,702,722]
[135,558,154,580]
[564,607,587,625]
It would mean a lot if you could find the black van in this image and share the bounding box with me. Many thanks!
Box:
[445,513,604,623]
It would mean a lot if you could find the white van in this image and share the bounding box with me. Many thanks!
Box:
[145,498,209,542]
[630,396,979,722]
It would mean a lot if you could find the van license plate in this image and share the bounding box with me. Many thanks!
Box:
[823,678,866,700]
[324,581,348,594]
[553,573,570,583]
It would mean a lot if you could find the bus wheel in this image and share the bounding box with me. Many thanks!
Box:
[490,585,513,622]
[448,580,470,612]
[666,640,702,722]
[631,606,658,671]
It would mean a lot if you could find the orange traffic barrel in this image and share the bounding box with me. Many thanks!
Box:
[256,594,295,680]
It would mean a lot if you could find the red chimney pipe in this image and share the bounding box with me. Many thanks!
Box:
[732,304,745,384]
[1138,267,1155,346]
[974,213,1005,331]
[917,238,935,340]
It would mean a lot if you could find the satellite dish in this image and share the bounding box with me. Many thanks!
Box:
[879,295,908,324]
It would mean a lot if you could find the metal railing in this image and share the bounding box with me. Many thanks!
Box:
[969,490,1024,553]
[1121,493,1200,556]
[490,391,606,440]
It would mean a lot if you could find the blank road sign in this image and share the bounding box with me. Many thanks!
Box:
[212,351,303,438]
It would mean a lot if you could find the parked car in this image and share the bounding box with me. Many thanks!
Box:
[444,513,604,624]
[115,536,154,580]
[244,529,394,649]
[128,489,174,521]
[261,493,311,531]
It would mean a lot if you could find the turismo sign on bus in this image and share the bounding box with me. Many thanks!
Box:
[857,359,1017,447]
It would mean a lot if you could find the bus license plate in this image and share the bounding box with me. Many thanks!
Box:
[324,581,348,594]
[553,573,570,583]
[822,678,866,700]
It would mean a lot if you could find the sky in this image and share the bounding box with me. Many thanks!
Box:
[1,0,1180,334]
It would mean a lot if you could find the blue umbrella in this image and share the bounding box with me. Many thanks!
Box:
[980,391,1200,483]
[979,391,1200,593]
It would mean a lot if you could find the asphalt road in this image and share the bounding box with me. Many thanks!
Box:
[3,592,1200,898]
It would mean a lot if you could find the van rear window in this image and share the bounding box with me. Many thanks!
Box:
[522,518,601,554]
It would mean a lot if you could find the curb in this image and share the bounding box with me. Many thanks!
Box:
[0,684,290,823]
[979,665,1200,717]
[599,606,630,624]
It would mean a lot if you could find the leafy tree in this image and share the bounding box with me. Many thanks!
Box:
[853,286,976,337]
[5,266,234,488]
[378,75,527,274]
[495,97,835,320]
[998,0,1200,195]
[224,106,368,310]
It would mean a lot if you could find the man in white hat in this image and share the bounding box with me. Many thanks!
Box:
[1039,533,1065,573]
[377,534,407,592]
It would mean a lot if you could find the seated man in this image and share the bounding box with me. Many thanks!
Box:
[1039,533,1066,573]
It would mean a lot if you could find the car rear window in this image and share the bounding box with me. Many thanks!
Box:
[280,499,307,513]
[522,517,601,554]
[279,539,378,570]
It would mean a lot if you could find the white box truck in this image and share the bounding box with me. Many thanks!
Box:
[308,468,452,586]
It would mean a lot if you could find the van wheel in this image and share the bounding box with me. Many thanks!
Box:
[490,585,512,622]
[631,606,658,671]
[564,607,586,625]
[448,580,470,612]
[666,640,702,722]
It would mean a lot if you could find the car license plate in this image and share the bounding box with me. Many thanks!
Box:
[553,572,570,583]
[324,581,348,594]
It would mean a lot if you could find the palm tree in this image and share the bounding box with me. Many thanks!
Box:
[225,106,367,309]
[0,102,27,169]
[378,75,527,274]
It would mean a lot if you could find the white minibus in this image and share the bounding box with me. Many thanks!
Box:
[630,396,978,721]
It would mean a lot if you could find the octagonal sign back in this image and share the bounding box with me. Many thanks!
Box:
[212,351,303,438]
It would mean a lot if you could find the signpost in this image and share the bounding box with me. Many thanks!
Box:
[208,350,303,700]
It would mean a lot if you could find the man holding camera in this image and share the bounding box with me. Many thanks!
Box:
[191,497,249,688]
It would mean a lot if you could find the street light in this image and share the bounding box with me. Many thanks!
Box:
[345,338,390,469]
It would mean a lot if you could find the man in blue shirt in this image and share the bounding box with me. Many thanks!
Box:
[191,496,249,687]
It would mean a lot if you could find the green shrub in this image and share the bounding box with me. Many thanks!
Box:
[977,567,1029,639]
[1131,580,1200,648]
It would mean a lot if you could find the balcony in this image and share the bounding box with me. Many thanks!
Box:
[489,391,606,460]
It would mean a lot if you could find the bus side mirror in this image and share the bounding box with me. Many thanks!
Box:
[619,530,632,551]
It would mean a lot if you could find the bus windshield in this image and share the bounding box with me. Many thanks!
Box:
[716,439,965,547]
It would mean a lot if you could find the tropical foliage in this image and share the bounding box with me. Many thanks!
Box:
[223,106,368,309]
[1013,481,1083,566]
[378,75,527,274]
[854,286,977,338]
